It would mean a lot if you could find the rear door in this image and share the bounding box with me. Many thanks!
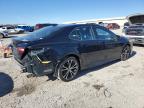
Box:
[92,26,122,61]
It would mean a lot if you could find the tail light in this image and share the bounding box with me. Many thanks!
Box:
[17,47,25,56]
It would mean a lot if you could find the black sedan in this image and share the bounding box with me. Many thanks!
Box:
[12,24,133,81]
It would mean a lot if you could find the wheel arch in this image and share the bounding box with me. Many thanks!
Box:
[123,43,132,52]
[65,54,81,66]
[53,53,81,78]
[59,53,81,69]
[125,43,131,47]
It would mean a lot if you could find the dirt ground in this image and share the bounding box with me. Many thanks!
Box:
[0,32,144,108]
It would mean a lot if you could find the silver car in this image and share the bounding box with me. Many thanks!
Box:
[124,25,144,45]
[123,14,144,45]
[0,31,8,39]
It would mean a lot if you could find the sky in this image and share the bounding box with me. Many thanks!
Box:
[0,0,144,25]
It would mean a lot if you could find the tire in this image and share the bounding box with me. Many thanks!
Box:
[0,33,3,39]
[57,57,80,82]
[121,45,131,61]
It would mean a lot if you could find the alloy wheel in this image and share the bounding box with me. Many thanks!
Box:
[58,57,79,81]
[121,46,131,61]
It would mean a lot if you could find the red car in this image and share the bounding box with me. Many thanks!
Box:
[106,23,120,30]
[35,23,57,30]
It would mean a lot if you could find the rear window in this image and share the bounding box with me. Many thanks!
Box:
[22,26,62,40]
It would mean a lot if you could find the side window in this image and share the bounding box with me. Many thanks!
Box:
[69,29,82,40]
[97,28,110,36]
[69,26,93,41]
[93,26,115,41]
[80,27,93,41]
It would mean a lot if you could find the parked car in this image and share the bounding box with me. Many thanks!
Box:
[35,23,57,30]
[98,22,105,26]
[124,25,144,45]
[123,14,144,45]
[17,25,34,32]
[0,28,8,38]
[1,26,24,34]
[106,23,120,30]
[122,22,130,33]
[11,24,133,82]
[0,31,8,39]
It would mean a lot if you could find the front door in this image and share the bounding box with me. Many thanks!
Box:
[92,26,122,61]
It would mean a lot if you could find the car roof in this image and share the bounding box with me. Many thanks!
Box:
[18,25,29,26]
[54,23,100,28]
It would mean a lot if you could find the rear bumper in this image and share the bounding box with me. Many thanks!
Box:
[13,57,27,72]
[13,55,54,76]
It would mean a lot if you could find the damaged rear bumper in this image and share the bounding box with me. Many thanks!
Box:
[14,54,54,76]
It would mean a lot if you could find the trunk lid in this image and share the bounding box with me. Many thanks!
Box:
[127,14,144,25]
[126,14,144,36]
[12,34,45,61]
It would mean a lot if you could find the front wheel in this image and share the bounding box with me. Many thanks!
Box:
[57,57,80,82]
[121,46,131,61]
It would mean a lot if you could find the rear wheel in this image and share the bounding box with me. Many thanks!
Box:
[121,46,131,61]
[57,57,80,82]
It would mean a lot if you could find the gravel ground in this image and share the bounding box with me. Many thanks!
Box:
[0,31,144,108]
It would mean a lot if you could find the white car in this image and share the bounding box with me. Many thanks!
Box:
[0,28,9,39]
[1,26,24,34]
[123,14,144,45]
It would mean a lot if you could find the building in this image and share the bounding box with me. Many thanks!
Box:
[64,17,128,27]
